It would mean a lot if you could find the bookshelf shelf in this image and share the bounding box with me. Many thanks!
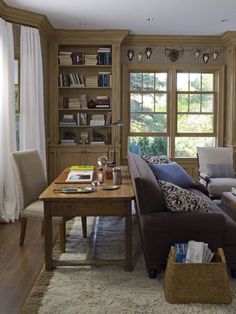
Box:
[59,65,112,68]
[58,108,111,111]
[59,125,112,128]
[58,87,111,89]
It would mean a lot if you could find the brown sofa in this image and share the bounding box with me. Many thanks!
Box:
[128,153,236,278]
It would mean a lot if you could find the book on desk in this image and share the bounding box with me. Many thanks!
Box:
[66,165,94,183]
[66,170,94,183]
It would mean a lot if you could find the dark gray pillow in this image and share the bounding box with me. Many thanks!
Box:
[207,163,235,178]
[149,162,196,188]
[158,180,212,213]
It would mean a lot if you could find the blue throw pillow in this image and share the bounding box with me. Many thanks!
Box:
[149,162,196,188]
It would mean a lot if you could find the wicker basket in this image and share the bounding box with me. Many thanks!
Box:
[163,247,232,304]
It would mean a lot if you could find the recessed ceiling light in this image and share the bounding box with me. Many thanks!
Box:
[147,17,154,22]
[221,18,229,23]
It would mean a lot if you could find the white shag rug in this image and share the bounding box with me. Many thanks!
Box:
[22,216,236,314]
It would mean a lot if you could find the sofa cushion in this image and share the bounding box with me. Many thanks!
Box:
[158,181,212,213]
[188,187,236,245]
[207,163,235,178]
[128,153,166,214]
[149,162,196,188]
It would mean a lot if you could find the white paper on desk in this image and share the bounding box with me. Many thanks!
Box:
[66,170,93,182]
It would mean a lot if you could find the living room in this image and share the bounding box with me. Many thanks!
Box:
[1,0,236,312]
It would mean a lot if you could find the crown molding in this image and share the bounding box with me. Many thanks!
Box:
[54,29,129,45]
[222,32,236,47]
[123,34,225,47]
[0,0,54,38]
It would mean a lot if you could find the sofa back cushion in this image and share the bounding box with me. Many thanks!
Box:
[128,153,166,214]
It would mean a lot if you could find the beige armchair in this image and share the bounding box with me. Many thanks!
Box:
[10,149,83,252]
[197,147,236,199]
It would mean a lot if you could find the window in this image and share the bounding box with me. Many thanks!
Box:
[14,59,20,150]
[175,72,216,157]
[128,72,168,156]
[125,66,222,158]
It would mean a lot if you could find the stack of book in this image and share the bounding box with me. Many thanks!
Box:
[58,51,72,65]
[95,96,110,108]
[97,47,112,65]
[85,75,98,87]
[68,97,81,109]
[60,96,82,109]
[84,54,97,65]
[90,114,105,126]
[59,114,77,126]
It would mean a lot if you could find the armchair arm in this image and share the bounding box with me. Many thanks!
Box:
[199,172,211,183]
[140,211,225,232]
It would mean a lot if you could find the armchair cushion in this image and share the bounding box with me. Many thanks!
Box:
[207,178,236,196]
[207,163,235,178]
[149,161,196,188]
[158,180,212,213]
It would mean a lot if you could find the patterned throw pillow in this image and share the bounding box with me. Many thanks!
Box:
[158,180,212,213]
[142,155,171,164]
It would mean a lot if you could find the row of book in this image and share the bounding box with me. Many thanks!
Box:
[58,47,112,66]
[58,73,85,87]
[59,95,110,109]
[58,72,112,88]
[59,112,112,126]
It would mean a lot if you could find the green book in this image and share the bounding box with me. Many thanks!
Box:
[70,165,94,171]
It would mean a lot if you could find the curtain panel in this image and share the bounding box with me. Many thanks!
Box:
[0,18,19,222]
[20,26,47,175]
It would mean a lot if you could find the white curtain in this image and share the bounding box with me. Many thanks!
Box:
[0,18,19,222]
[20,26,47,174]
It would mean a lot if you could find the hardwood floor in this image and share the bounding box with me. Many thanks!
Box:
[0,219,44,314]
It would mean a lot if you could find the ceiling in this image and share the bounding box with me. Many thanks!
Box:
[4,0,236,36]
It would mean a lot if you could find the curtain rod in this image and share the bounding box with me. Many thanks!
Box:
[0,16,39,30]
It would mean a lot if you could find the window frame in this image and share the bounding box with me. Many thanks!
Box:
[122,64,225,159]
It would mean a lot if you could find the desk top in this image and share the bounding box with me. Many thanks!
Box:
[40,166,134,201]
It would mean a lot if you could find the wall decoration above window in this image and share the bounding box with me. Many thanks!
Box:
[165,48,184,62]
[127,49,134,61]
[145,47,152,59]
[194,49,219,63]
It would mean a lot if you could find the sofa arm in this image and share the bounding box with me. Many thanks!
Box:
[140,211,225,232]
[199,172,211,183]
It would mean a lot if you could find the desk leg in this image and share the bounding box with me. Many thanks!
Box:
[44,203,53,271]
[125,202,133,271]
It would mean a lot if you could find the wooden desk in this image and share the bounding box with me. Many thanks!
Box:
[40,167,134,271]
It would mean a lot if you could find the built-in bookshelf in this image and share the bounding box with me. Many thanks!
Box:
[47,30,128,181]
[58,45,113,146]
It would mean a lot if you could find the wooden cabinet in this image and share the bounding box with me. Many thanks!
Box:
[47,30,128,181]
